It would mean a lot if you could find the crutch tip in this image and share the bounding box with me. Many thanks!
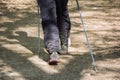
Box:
[93,66,98,72]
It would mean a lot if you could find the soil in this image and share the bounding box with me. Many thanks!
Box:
[0,0,120,80]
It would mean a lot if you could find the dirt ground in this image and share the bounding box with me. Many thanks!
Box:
[0,0,120,80]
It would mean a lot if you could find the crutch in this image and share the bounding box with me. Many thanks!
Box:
[38,6,40,55]
[75,0,97,71]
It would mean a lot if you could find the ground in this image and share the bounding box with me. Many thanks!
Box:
[0,0,120,80]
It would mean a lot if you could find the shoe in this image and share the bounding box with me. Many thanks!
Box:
[48,51,59,65]
[60,45,68,54]
[60,37,71,54]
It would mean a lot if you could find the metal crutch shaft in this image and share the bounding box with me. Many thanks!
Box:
[38,6,40,55]
[75,0,97,71]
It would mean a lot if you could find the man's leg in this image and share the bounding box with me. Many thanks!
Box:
[56,0,71,53]
[37,0,60,54]
[37,0,60,64]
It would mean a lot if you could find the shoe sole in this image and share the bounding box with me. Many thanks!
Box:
[59,50,68,55]
[48,60,59,65]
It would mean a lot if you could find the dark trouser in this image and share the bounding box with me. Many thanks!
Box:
[37,0,71,53]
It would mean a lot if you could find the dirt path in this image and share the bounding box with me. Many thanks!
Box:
[0,0,120,80]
